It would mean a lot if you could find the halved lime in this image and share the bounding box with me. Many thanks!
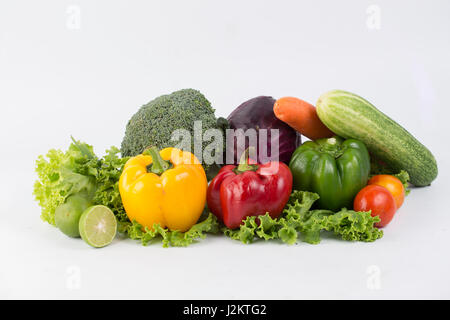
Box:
[79,205,117,248]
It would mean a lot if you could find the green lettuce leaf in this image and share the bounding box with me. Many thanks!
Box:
[33,139,129,225]
[393,170,411,196]
[33,141,98,225]
[327,208,383,242]
[223,216,259,244]
[295,209,383,244]
[277,218,298,245]
[256,213,280,240]
[125,213,220,247]
[223,190,383,245]
[91,146,129,222]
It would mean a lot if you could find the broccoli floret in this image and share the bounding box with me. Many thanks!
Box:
[121,89,224,173]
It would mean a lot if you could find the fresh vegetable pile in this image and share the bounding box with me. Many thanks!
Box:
[33,88,437,248]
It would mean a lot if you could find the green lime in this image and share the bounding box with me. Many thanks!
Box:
[55,195,91,238]
[79,205,117,248]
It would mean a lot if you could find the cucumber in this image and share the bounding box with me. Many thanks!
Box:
[316,90,437,187]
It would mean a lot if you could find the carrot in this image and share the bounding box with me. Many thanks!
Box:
[274,97,335,140]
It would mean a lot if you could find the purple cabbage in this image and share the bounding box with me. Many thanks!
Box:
[226,96,301,164]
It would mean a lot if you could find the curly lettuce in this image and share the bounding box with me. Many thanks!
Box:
[223,191,383,245]
[34,138,129,225]
[34,140,97,225]
[393,170,411,195]
[91,146,129,222]
[124,213,220,247]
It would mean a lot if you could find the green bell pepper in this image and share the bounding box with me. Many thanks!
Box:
[289,136,370,211]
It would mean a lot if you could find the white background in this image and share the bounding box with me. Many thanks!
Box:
[1,0,449,299]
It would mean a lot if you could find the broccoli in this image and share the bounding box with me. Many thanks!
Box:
[121,89,225,174]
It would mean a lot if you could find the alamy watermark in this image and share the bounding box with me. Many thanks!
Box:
[366,265,381,290]
[66,265,81,290]
[366,5,381,30]
[169,120,281,169]
[66,5,81,30]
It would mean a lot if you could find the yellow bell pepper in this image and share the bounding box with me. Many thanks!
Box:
[119,147,207,232]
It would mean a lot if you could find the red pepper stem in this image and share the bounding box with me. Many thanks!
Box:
[236,147,258,173]
[143,146,171,175]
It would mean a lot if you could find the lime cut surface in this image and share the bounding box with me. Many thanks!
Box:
[79,205,117,248]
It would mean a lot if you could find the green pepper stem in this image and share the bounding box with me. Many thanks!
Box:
[143,146,170,175]
[235,147,258,173]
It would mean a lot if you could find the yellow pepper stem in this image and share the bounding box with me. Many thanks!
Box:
[143,146,171,175]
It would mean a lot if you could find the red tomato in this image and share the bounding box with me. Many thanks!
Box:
[368,175,405,209]
[353,185,397,228]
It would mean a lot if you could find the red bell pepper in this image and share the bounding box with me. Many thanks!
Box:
[207,150,293,229]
